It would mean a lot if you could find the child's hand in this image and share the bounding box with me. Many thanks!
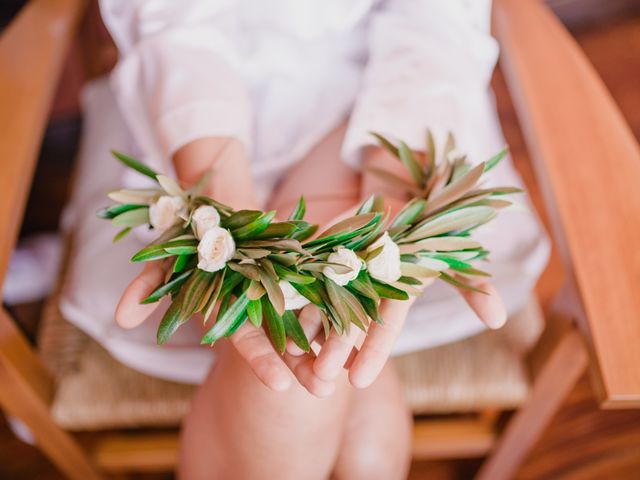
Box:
[288,145,507,395]
[115,137,296,393]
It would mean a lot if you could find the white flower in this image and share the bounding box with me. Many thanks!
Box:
[279,280,310,310]
[323,247,363,286]
[366,232,402,283]
[197,227,235,272]
[191,205,221,239]
[149,195,186,233]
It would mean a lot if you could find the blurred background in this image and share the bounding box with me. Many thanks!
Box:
[0,0,639,478]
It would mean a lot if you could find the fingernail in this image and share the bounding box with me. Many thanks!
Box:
[270,374,292,392]
[349,371,374,389]
[313,381,335,398]
[313,360,341,382]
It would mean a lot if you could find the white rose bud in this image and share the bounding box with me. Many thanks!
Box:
[279,280,310,310]
[366,232,402,283]
[149,195,186,233]
[197,227,236,272]
[323,247,363,286]
[191,205,221,239]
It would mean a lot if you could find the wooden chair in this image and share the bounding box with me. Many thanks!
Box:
[1,0,639,478]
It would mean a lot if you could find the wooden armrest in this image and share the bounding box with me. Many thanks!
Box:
[494,0,640,407]
[0,0,85,287]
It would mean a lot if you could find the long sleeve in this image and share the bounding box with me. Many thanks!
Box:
[99,0,251,174]
[342,0,499,165]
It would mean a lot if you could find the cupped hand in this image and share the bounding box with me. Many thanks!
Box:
[115,137,296,393]
[285,145,507,396]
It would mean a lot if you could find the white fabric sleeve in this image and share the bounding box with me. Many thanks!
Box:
[99,0,251,173]
[342,0,499,166]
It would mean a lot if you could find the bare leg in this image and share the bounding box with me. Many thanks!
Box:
[179,342,353,480]
[179,121,411,479]
[272,121,413,479]
[333,362,412,480]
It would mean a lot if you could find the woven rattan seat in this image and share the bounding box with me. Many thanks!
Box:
[38,290,542,431]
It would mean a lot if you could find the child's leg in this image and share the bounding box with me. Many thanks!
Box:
[270,121,412,478]
[333,362,413,480]
[179,342,354,480]
[179,121,411,479]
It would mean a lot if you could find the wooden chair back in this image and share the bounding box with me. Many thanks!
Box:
[494,0,640,408]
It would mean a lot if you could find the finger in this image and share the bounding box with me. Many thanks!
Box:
[455,276,507,329]
[283,353,336,398]
[116,261,167,329]
[229,321,294,392]
[286,305,323,356]
[313,325,363,382]
[348,299,410,389]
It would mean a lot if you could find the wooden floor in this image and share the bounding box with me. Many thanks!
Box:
[2,12,640,480]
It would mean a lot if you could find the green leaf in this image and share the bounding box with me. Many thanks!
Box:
[484,147,508,172]
[111,208,150,228]
[223,210,262,229]
[305,213,381,250]
[359,294,383,324]
[288,196,306,221]
[112,150,159,181]
[357,195,376,215]
[237,238,307,255]
[227,262,261,281]
[291,281,324,306]
[131,239,198,262]
[142,269,192,304]
[325,278,352,334]
[164,245,197,255]
[258,265,285,315]
[425,129,436,173]
[439,272,488,294]
[348,270,380,303]
[246,280,266,300]
[253,222,297,239]
[315,213,379,240]
[370,279,409,300]
[157,269,213,345]
[390,199,426,229]
[157,175,184,197]
[233,211,277,240]
[247,299,263,327]
[201,292,250,344]
[370,132,400,158]
[282,311,311,353]
[218,270,244,298]
[365,167,422,196]
[97,203,146,219]
[157,291,188,345]
[224,314,249,337]
[113,227,132,243]
[398,236,482,253]
[273,263,316,285]
[262,297,286,354]
[398,141,425,187]
[399,262,440,278]
[398,275,423,285]
[401,206,496,243]
[289,221,318,241]
[298,262,352,274]
[108,188,158,205]
[425,162,486,215]
[173,254,193,273]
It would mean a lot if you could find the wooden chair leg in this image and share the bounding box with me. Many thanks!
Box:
[476,325,588,480]
[0,308,103,480]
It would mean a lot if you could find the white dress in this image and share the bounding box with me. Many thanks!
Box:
[60,0,549,384]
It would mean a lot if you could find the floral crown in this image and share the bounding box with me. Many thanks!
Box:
[98,132,516,353]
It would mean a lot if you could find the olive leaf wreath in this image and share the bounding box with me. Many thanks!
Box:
[98,132,516,353]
